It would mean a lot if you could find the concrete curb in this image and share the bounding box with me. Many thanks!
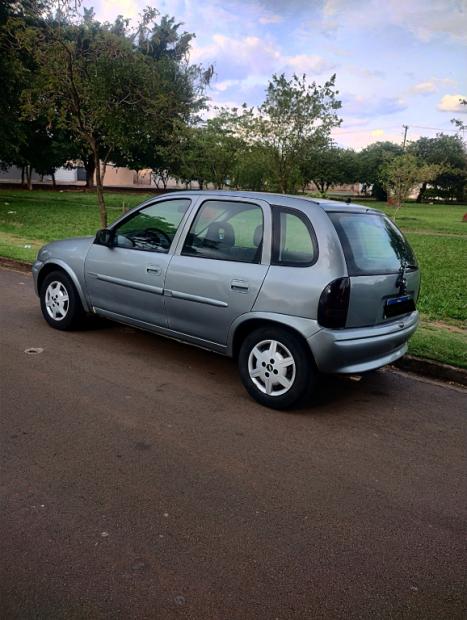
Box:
[0,257,32,273]
[0,256,465,388]
[392,355,467,387]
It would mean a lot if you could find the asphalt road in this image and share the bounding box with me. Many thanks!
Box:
[1,266,465,620]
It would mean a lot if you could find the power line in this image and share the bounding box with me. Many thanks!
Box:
[334,124,459,135]
[410,125,459,133]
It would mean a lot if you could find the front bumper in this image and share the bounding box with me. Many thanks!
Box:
[308,311,419,374]
[32,259,43,296]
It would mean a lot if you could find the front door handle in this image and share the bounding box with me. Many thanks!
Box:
[146,265,162,275]
[231,279,249,292]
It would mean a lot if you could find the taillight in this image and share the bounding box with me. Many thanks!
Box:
[318,277,350,329]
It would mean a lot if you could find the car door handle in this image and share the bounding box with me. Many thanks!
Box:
[231,279,249,292]
[146,265,162,275]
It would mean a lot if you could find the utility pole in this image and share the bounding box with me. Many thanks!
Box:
[402,125,409,150]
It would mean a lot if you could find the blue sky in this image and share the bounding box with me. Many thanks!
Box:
[86,0,466,149]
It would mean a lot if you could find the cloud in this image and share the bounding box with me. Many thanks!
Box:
[408,77,458,96]
[259,13,283,24]
[191,33,333,82]
[342,94,407,118]
[286,54,334,74]
[389,0,467,44]
[437,94,467,113]
[321,0,467,44]
[190,34,281,80]
[411,81,438,94]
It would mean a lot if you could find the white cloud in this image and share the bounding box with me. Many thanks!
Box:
[412,81,438,94]
[190,33,333,83]
[388,0,467,44]
[408,77,458,96]
[286,54,334,74]
[321,0,467,44]
[190,34,281,78]
[342,93,407,117]
[437,94,467,113]
[259,14,283,25]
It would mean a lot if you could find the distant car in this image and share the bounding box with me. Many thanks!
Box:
[32,191,420,409]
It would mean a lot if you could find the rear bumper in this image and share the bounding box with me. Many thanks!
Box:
[308,311,419,374]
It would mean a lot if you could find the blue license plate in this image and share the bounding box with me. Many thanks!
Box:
[384,295,415,318]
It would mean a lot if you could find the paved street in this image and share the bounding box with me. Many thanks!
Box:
[0,266,465,619]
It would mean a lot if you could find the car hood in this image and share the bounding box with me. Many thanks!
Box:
[37,236,95,262]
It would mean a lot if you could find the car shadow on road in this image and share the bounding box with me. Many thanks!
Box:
[85,318,393,415]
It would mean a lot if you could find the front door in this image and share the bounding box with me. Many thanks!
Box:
[84,197,192,327]
[164,198,271,345]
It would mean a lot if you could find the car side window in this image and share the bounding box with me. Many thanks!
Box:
[272,207,318,266]
[182,200,264,263]
[113,198,191,253]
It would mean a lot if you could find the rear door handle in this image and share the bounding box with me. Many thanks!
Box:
[231,279,249,292]
[146,265,162,275]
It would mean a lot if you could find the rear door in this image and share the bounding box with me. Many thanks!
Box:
[328,211,420,328]
[164,197,271,345]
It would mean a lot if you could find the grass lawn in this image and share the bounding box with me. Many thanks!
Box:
[0,188,466,368]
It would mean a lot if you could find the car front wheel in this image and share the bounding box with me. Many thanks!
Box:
[238,327,315,409]
[40,270,85,330]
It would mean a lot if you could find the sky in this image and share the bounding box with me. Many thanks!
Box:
[84,0,466,150]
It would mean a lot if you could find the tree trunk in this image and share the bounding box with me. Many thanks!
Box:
[52,172,56,188]
[416,181,427,203]
[26,165,33,191]
[84,157,95,188]
[93,152,107,228]
[21,166,25,186]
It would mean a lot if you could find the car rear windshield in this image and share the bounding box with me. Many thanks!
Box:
[328,212,417,276]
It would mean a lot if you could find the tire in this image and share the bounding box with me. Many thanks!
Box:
[238,326,315,410]
[39,270,85,331]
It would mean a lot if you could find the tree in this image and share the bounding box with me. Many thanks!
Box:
[358,141,403,200]
[380,153,442,220]
[21,7,210,227]
[232,144,273,191]
[243,73,342,193]
[173,126,211,189]
[300,145,359,195]
[409,134,466,203]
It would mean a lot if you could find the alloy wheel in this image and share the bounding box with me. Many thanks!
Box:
[247,339,296,396]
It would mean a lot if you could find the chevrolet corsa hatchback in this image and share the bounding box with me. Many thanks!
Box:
[33,191,420,409]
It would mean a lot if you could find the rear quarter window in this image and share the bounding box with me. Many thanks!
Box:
[272,207,318,267]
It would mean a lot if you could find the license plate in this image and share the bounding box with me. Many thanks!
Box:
[384,295,415,318]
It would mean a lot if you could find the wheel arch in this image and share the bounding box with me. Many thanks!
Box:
[37,260,90,312]
[228,313,319,362]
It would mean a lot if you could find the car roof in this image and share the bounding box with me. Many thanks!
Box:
[159,190,383,215]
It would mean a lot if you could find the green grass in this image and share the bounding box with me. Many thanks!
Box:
[0,188,466,368]
[406,234,466,322]
[0,189,149,256]
[409,323,467,369]
[371,201,466,235]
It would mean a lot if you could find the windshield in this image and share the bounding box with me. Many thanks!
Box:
[329,212,417,276]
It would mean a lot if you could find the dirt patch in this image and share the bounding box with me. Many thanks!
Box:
[0,257,32,273]
[422,320,466,335]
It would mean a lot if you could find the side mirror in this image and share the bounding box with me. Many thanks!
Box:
[94,229,114,247]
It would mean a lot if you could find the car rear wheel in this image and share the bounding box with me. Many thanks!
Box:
[238,326,315,409]
[40,270,85,330]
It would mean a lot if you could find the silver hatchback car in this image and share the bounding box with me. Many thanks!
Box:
[33,191,420,408]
